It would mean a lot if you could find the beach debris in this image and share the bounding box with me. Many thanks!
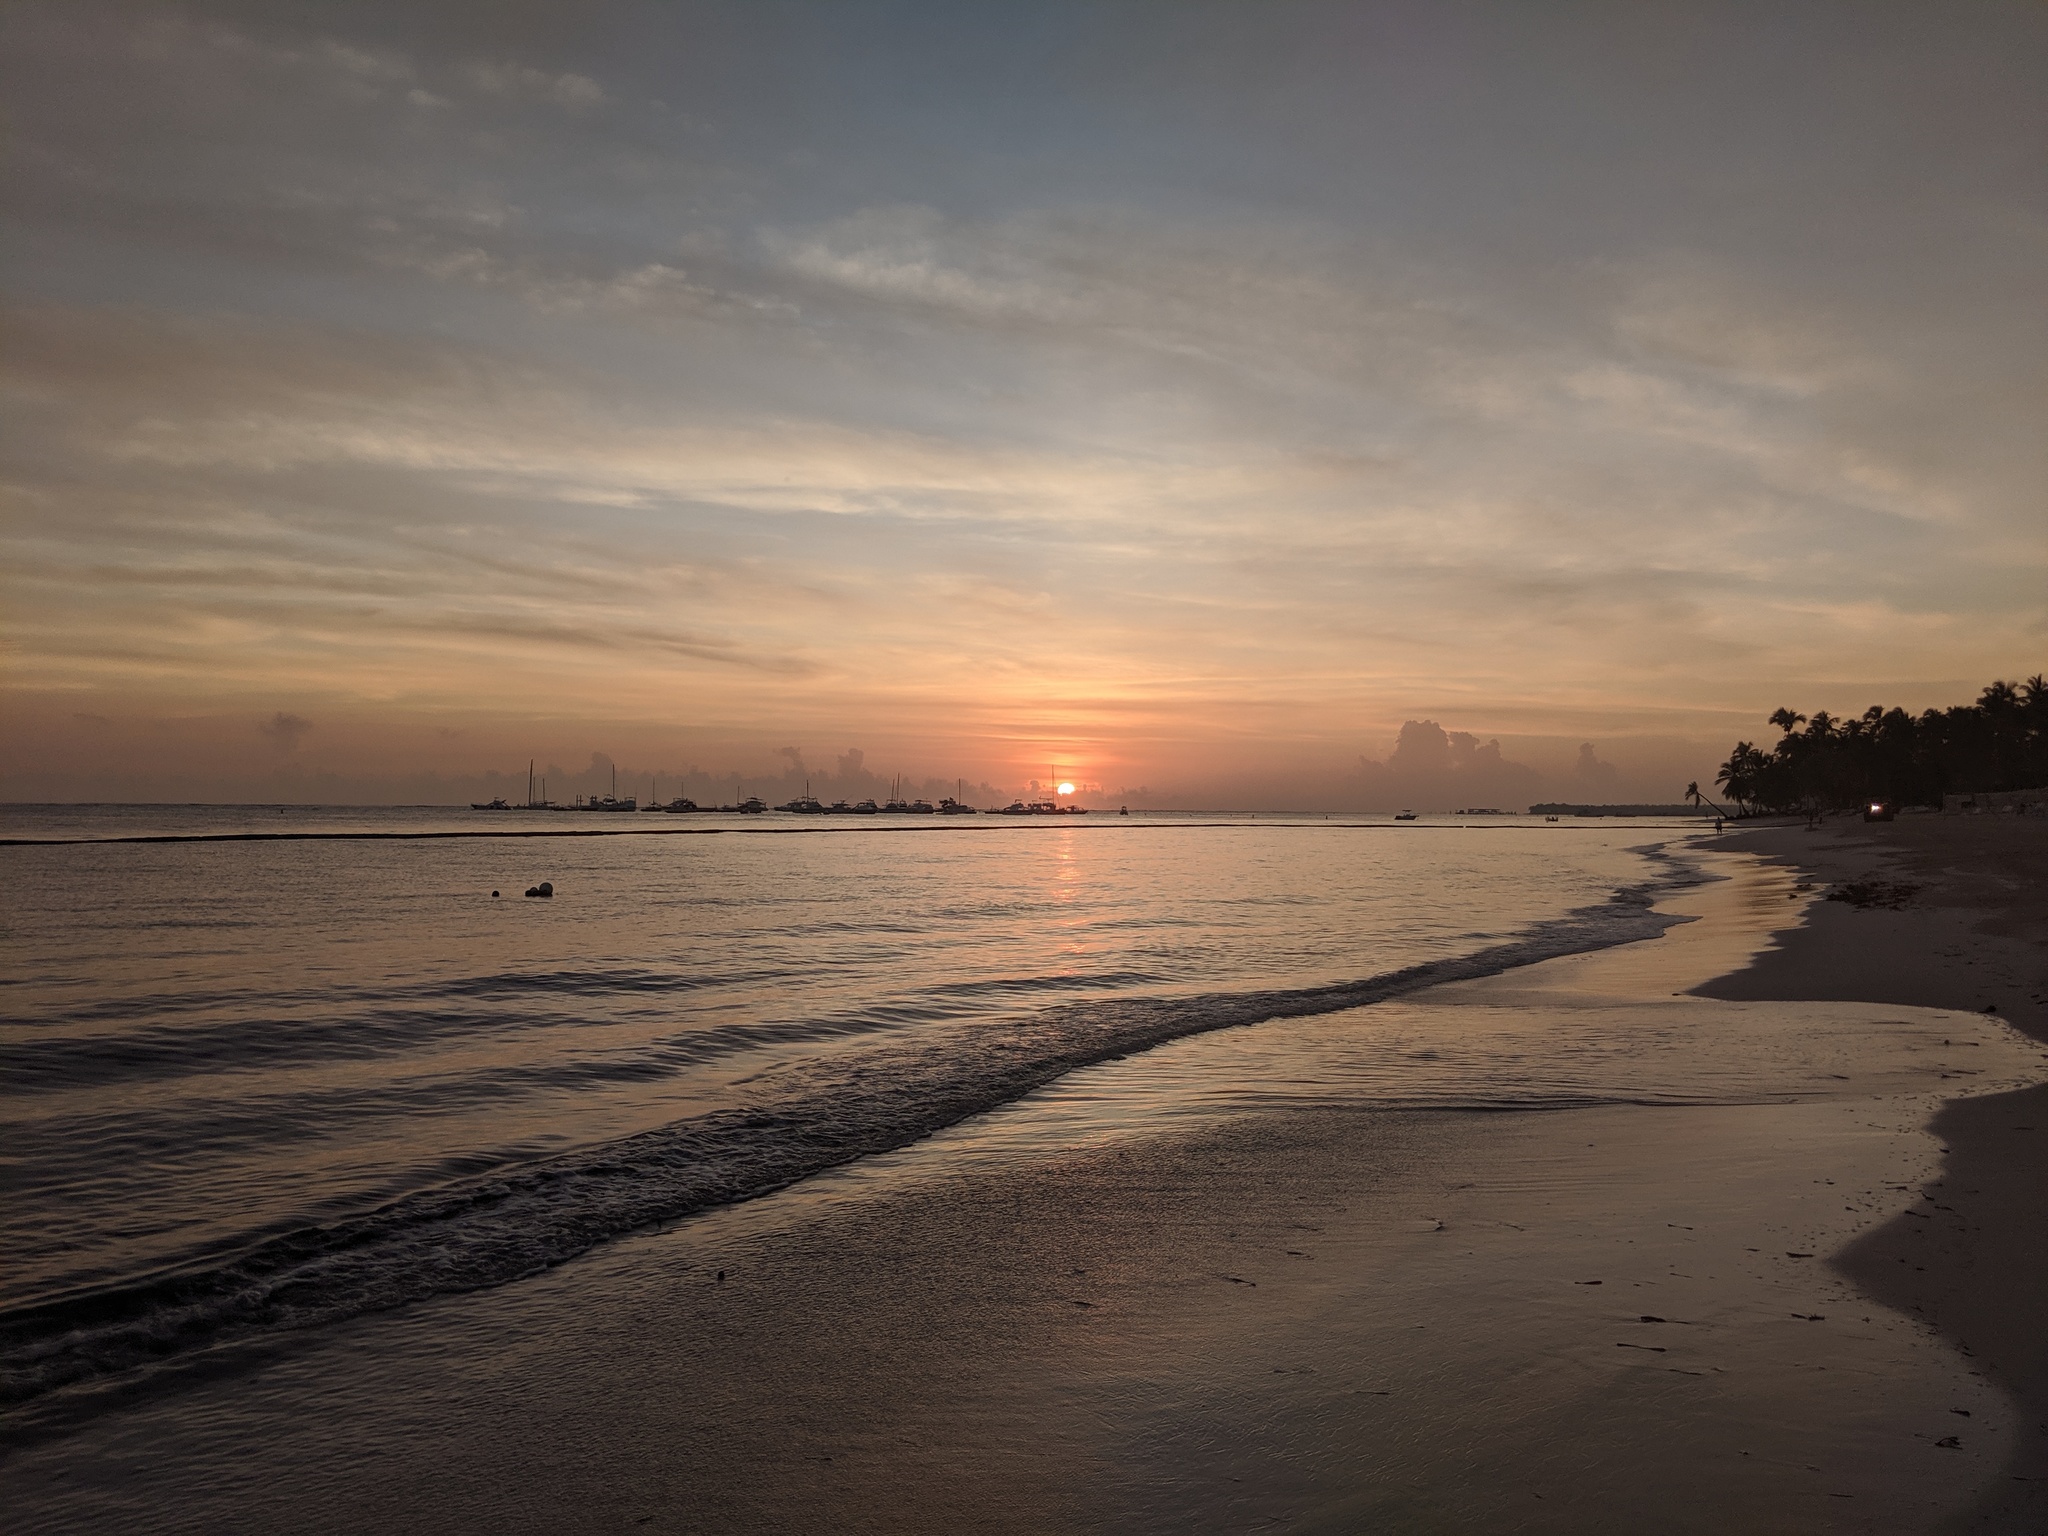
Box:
[1786,1252,1813,1258]
[1935,1436,1962,1449]
[1952,1408,1971,1417]
[1616,1342,1667,1352]
[1218,1274,1257,1287]
[524,881,554,898]
[1639,1315,1666,1323]
[1574,1279,1602,1285]
[1792,1313,1826,1321]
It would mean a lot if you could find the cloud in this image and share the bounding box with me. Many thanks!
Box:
[1353,721,1545,812]
[1573,742,1621,793]
[258,711,312,751]
[461,59,605,108]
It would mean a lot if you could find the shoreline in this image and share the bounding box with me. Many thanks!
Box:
[3,832,2043,1530]
[1702,817,2048,1531]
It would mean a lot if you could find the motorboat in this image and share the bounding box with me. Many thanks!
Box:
[470,797,513,811]
[1394,810,1419,821]
[569,765,637,811]
[937,798,977,815]
[907,799,935,814]
[778,780,826,814]
[851,799,879,814]
[737,796,767,814]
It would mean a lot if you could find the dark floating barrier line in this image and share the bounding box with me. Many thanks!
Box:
[0,818,1509,848]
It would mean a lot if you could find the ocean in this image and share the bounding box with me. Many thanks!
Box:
[1,807,1709,1431]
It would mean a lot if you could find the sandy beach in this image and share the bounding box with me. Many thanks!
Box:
[1703,815,2048,1533]
[6,827,2046,1533]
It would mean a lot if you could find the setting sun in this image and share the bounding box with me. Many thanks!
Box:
[1056,782,1075,796]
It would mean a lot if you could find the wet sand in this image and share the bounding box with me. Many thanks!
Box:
[1703,816,2048,1532]
[5,837,2046,1532]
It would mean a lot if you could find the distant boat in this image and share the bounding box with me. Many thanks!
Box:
[1394,810,1418,821]
[778,780,826,814]
[737,796,767,814]
[662,798,701,813]
[1545,815,1560,822]
[851,799,879,814]
[881,776,911,814]
[907,799,935,813]
[1119,805,1129,816]
[563,764,637,812]
[828,800,854,813]
[938,780,977,814]
[470,797,513,811]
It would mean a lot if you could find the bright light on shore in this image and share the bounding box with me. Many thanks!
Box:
[1057,782,1075,795]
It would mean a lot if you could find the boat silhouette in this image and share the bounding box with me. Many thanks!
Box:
[777,780,826,814]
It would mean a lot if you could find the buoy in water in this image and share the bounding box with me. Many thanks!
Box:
[524,881,554,898]
[492,890,500,898]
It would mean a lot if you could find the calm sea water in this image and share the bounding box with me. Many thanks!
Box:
[1,806,1707,1423]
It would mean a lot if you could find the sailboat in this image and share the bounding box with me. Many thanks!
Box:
[881,775,911,814]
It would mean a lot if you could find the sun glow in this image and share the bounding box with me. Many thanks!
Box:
[1057,782,1075,796]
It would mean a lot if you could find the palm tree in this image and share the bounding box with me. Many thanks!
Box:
[1687,778,1733,819]
[1768,708,1806,736]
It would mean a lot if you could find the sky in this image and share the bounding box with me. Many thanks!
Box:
[4,0,2043,808]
